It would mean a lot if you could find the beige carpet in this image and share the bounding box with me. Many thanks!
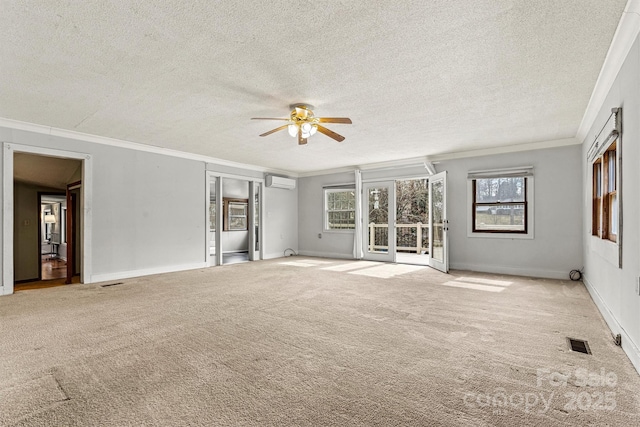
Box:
[1,257,639,426]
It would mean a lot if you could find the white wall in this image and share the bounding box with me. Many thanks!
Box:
[0,126,299,287]
[298,171,355,259]
[438,145,582,279]
[264,185,298,259]
[581,33,640,373]
[298,145,583,278]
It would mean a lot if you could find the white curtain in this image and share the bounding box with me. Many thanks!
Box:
[353,169,363,259]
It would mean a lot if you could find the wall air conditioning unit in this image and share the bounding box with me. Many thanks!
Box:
[265,175,296,190]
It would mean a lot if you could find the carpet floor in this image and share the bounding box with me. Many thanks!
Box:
[1,257,639,426]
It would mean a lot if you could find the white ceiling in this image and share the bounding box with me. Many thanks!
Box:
[0,1,628,173]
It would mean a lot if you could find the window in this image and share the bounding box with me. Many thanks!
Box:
[592,140,617,242]
[472,177,527,233]
[223,198,248,231]
[324,188,356,231]
[467,166,533,238]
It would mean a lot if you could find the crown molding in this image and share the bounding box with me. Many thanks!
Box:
[576,0,640,143]
[296,156,430,178]
[0,117,298,177]
[425,138,579,162]
[298,138,578,178]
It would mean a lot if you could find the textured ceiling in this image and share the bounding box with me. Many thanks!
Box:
[0,1,628,173]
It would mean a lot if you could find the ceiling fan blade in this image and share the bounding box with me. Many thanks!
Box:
[317,117,352,124]
[251,117,290,121]
[259,124,289,137]
[317,125,345,142]
[298,128,308,145]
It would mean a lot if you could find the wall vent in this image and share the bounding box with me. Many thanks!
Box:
[100,282,124,288]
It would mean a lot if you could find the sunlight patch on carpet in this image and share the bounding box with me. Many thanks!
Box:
[441,280,506,292]
[456,277,513,287]
[349,264,425,278]
[296,259,333,265]
[321,261,382,272]
[278,261,319,267]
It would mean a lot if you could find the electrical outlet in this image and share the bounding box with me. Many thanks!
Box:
[318,233,322,239]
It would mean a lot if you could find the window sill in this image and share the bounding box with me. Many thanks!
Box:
[322,229,355,234]
[467,231,533,240]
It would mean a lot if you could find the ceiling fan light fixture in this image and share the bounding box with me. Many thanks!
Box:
[253,105,350,143]
[298,122,318,139]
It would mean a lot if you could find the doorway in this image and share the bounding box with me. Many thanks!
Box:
[3,144,92,296]
[39,193,67,281]
[206,172,263,267]
[362,174,448,273]
[395,178,429,266]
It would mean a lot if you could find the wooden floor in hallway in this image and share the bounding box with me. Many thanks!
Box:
[41,256,67,280]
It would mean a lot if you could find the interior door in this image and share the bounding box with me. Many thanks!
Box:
[65,182,81,283]
[363,181,396,262]
[207,175,217,266]
[428,171,448,273]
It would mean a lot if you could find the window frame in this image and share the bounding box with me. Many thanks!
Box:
[323,187,356,232]
[466,167,534,240]
[592,140,617,243]
[223,197,248,231]
[471,177,528,234]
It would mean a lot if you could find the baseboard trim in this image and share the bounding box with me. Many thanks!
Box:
[263,252,286,260]
[296,250,355,260]
[583,275,640,375]
[90,262,207,284]
[449,262,568,280]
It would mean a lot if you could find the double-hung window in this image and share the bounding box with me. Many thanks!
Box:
[468,167,533,238]
[223,198,248,231]
[324,186,356,231]
[592,140,617,242]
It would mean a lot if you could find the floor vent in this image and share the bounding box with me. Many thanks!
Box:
[100,282,124,288]
[567,337,591,355]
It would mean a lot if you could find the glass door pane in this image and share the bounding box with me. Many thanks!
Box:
[363,181,395,262]
[209,176,217,265]
[254,183,260,253]
[428,171,448,273]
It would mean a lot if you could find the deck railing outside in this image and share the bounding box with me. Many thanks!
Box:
[368,222,429,254]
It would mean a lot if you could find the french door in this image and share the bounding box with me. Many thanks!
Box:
[428,171,449,273]
[363,181,396,262]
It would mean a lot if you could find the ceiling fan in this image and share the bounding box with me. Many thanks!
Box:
[251,104,352,145]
